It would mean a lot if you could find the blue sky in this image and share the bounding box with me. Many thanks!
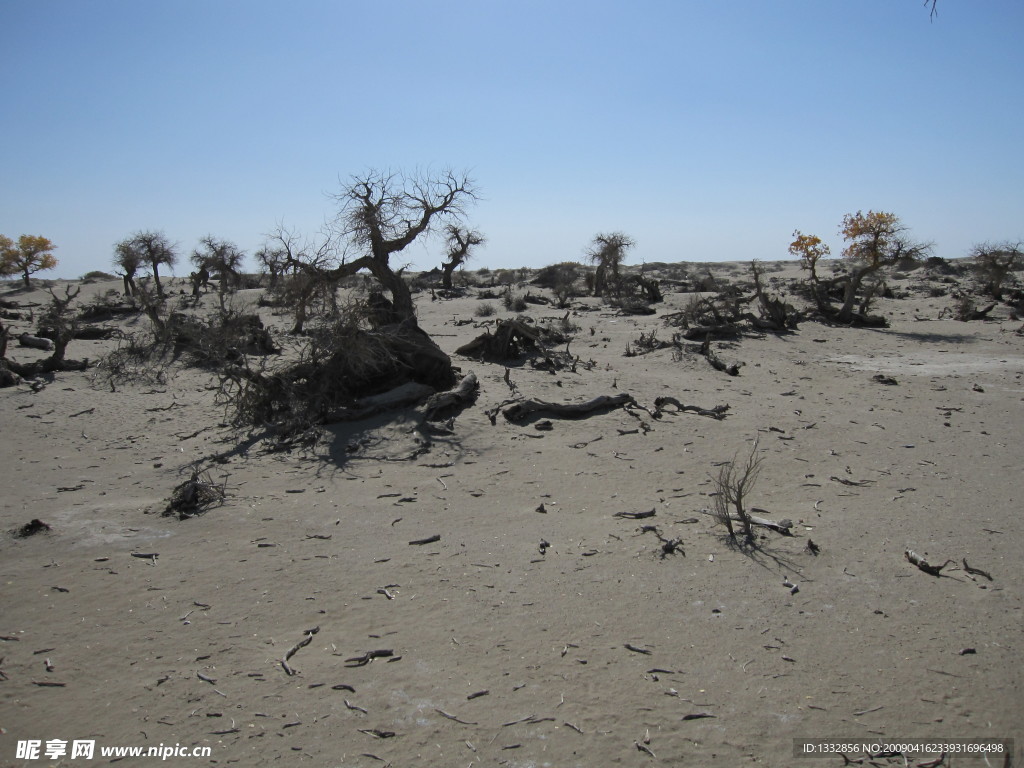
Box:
[2,1,1021,278]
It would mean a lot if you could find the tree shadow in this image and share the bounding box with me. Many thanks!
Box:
[721,531,807,576]
[314,399,473,473]
[869,328,980,344]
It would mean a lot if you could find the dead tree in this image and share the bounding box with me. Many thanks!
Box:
[588,232,633,298]
[971,241,1022,300]
[331,170,478,324]
[114,231,178,299]
[748,260,798,331]
[440,225,485,290]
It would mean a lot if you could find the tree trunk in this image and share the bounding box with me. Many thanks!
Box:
[593,264,607,297]
[22,268,31,289]
[836,265,875,323]
[441,263,455,290]
[369,260,415,323]
[151,261,164,297]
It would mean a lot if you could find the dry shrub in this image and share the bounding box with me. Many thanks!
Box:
[97,330,172,387]
[711,438,764,545]
[503,291,529,312]
[164,470,226,519]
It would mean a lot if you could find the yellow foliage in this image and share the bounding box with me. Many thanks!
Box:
[0,234,58,284]
[840,210,901,267]
[788,230,830,264]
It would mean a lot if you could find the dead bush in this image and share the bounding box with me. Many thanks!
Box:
[164,470,227,519]
[503,291,529,312]
[710,438,764,545]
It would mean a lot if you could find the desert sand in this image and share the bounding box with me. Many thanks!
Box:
[1,261,1021,767]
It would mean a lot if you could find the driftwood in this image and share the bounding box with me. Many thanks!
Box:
[18,333,54,351]
[700,337,741,376]
[735,513,793,535]
[503,393,634,423]
[2,357,89,378]
[326,382,436,422]
[423,371,479,419]
[702,509,793,535]
[652,397,730,420]
[281,626,320,676]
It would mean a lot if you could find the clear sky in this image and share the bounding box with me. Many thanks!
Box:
[2,0,1021,279]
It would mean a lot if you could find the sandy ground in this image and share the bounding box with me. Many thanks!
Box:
[1,263,1021,767]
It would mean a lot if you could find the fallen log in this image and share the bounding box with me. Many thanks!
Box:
[325,382,436,422]
[503,393,634,423]
[3,357,89,378]
[700,337,740,376]
[18,333,54,351]
[423,371,478,419]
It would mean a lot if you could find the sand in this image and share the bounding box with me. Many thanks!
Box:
[1,262,1021,767]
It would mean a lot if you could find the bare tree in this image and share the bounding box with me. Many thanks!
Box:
[114,231,177,298]
[587,232,634,298]
[971,241,1022,299]
[330,169,478,323]
[193,236,245,296]
[440,225,485,289]
[264,224,338,334]
[42,286,81,364]
[255,242,288,289]
[113,239,144,297]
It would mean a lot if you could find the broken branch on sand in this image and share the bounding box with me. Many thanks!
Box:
[700,337,741,376]
[281,626,320,676]
[408,534,441,546]
[905,550,954,577]
[502,393,633,422]
[652,397,730,420]
[699,509,793,535]
[962,559,993,581]
[344,649,394,667]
